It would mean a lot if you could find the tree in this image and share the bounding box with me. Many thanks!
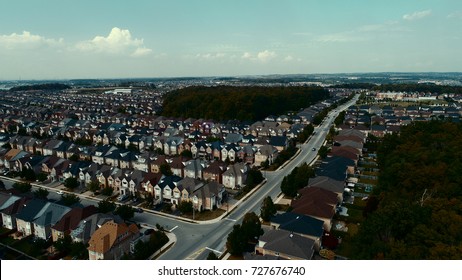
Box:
[60,193,80,206]
[226,224,247,256]
[20,168,36,181]
[33,187,49,200]
[69,154,79,162]
[86,180,100,193]
[241,212,263,242]
[245,168,264,188]
[115,204,135,221]
[178,200,193,214]
[13,182,32,193]
[54,235,72,254]
[101,187,114,196]
[260,196,277,222]
[207,252,219,260]
[36,172,48,182]
[160,163,173,176]
[180,150,193,158]
[63,177,79,190]
[318,146,329,159]
[97,200,116,213]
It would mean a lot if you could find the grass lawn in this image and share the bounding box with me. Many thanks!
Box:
[182,209,226,221]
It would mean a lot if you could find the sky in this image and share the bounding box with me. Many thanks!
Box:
[0,0,461,80]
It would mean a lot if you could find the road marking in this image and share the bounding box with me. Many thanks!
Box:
[169,226,178,232]
[224,218,237,222]
[205,247,222,255]
[185,248,205,260]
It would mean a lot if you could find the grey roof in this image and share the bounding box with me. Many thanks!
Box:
[15,199,48,222]
[70,213,120,243]
[224,133,243,144]
[259,229,315,260]
[33,203,71,227]
[308,176,345,194]
[0,193,21,211]
[271,212,324,238]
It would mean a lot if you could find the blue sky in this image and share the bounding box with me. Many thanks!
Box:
[0,0,461,79]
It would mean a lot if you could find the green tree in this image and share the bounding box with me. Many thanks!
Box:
[260,196,277,222]
[54,235,72,254]
[69,154,79,162]
[86,180,100,193]
[60,193,80,206]
[115,204,135,221]
[160,163,173,176]
[318,146,329,159]
[33,187,49,200]
[101,187,114,196]
[226,224,247,256]
[20,168,36,181]
[241,212,263,242]
[245,168,264,188]
[97,200,116,213]
[178,200,193,214]
[63,177,79,190]
[13,182,32,193]
[180,150,193,158]
[207,252,219,260]
[36,172,48,182]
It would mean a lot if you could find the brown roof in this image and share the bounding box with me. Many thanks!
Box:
[87,221,139,254]
[333,135,364,143]
[4,149,22,161]
[291,187,337,219]
[52,205,98,233]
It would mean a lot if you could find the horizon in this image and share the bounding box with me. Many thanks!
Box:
[1,71,462,83]
[1,0,462,80]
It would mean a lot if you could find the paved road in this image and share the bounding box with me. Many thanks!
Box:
[0,95,358,260]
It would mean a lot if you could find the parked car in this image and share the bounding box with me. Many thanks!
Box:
[312,147,316,151]
[56,190,63,195]
[117,194,129,201]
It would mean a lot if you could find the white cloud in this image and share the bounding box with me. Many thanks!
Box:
[131,47,152,57]
[0,31,63,49]
[241,50,277,62]
[447,11,462,19]
[76,27,152,57]
[284,55,294,61]
[403,10,432,21]
[257,50,276,62]
[196,53,226,60]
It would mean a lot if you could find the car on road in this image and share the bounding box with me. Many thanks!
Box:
[117,194,129,202]
[312,147,316,151]
[135,207,143,213]
[56,190,63,195]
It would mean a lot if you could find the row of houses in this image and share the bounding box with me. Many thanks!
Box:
[0,191,144,260]
[248,128,366,260]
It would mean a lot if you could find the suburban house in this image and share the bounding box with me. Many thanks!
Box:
[15,199,49,237]
[307,176,345,203]
[32,202,72,240]
[202,161,227,184]
[254,145,278,167]
[222,162,248,189]
[184,158,207,180]
[70,213,120,244]
[87,220,140,260]
[51,205,98,242]
[255,229,315,260]
[270,212,324,251]
[0,192,21,229]
[291,187,338,231]
[153,175,182,204]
